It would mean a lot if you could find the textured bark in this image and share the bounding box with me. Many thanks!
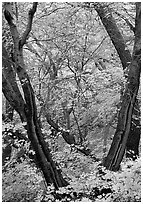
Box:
[103,3,141,170]
[94,2,141,160]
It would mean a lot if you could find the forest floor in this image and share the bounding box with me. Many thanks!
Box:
[2,125,141,202]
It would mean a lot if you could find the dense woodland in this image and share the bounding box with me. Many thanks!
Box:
[2,2,141,202]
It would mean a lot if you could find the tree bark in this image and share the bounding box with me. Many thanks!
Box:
[103,2,141,170]
[94,2,141,160]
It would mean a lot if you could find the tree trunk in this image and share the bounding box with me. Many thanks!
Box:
[103,2,141,170]
[2,45,26,122]
[26,114,68,188]
[94,2,141,160]
[3,2,68,188]
[94,3,132,68]
[126,99,140,159]
[2,71,26,122]
[126,3,141,159]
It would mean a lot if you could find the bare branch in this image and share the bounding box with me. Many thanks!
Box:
[83,36,107,66]
[81,32,88,70]
[25,44,42,60]
[67,58,76,74]
[36,7,66,20]
[21,2,38,47]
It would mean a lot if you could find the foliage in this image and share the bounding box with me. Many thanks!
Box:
[2,150,140,202]
[2,2,141,202]
[2,121,34,169]
[2,119,141,202]
[42,157,141,202]
[2,161,45,202]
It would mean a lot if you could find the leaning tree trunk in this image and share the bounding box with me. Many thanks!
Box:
[2,45,26,122]
[3,2,68,188]
[103,2,141,171]
[2,9,15,123]
[126,100,140,159]
[94,2,141,160]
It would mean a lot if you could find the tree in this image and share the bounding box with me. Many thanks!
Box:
[93,2,140,160]
[2,10,15,122]
[102,2,141,170]
[2,2,68,188]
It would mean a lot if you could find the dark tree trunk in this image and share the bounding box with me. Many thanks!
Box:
[2,72,26,123]
[103,2,141,170]
[94,3,132,68]
[2,45,26,122]
[126,3,141,159]
[3,2,68,189]
[126,99,140,159]
[26,114,68,188]
[94,2,141,160]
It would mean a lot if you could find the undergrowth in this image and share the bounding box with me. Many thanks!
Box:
[2,152,141,202]
[2,122,141,202]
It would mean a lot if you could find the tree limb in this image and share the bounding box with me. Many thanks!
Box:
[4,3,20,45]
[21,2,38,47]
